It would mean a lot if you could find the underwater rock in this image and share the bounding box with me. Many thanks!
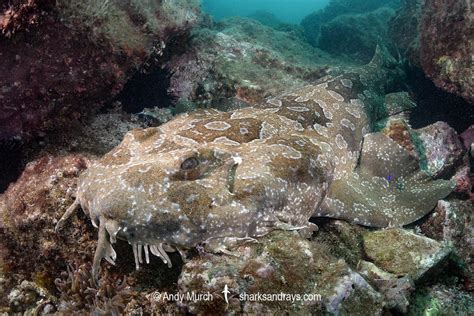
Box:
[460,125,474,155]
[419,199,473,275]
[363,228,452,281]
[0,259,6,311]
[391,0,473,103]
[38,104,167,157]
[420,0,473,104]
[415,121,471,198]
[382,119,417,155]
[318,7,396,63]
[300,0,400,47]
[311,220,366,267]
[381,119,468,190]
[247,11,306,40]
[357,260,414,313]
[0,154,96,294]
[7,280,57,314]
[388,0,423,67]
[167,17,332,107]
[381,118,470,195]
[177,231,383,314]
[0,0,200,142]
[408,284,474,315]
[247,10,284,29]
[416,121,466,179]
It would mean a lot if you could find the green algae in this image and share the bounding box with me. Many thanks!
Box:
[408,285,474,316]
[410,129,429,172]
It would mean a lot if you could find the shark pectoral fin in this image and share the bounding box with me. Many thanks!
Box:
[322,133,455,227]
[325,173,455,227]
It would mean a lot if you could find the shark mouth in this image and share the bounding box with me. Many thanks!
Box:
[92,219,181,281]
[131,242,172,270]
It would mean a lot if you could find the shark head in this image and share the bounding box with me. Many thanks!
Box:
[74,108,331,279]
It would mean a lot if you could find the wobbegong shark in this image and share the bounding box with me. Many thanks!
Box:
[56,46,455,280]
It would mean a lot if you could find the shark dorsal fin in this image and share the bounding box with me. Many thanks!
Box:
[369,44,398,69]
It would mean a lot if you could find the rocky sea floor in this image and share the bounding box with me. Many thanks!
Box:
[0,0,473,314]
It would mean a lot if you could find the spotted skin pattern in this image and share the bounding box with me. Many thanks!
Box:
[56,47,455,280]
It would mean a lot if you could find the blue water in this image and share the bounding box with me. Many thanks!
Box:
[202,0,330,24]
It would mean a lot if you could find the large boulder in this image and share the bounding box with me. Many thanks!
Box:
[300,0,400,47]
[0,0,200,142]
[390,0,473,103]
[419,199,474,278]
[420,0,473,104]
[318,7,396,63]
[363,228,452,281]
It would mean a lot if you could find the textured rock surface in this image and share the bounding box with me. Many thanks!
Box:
[391,0,473,103]
[177,231,383,314]
[166,17,334,108]
[318,7,396,63]
[30,105,169,157]
[363,228,452,280]
[420,0,473,103]
[300,0,400,47]
[388,0,422,66]
[419,199,474,277]
[311,220,366,267]
[416,121,466,179]
[0,154,95,297]
[381,118,470,196]
[7,280,57,314]
[460,125,474,155]
[357,260,414,312]
[408,284,474,315]
[0,0,200,142]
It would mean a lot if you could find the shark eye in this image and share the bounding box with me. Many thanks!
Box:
[181,157,199,170]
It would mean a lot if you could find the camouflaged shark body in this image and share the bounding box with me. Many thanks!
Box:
[56,46,455,280]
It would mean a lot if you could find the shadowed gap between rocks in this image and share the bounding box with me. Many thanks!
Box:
[0,140,24,193]
[406,66,473,187]
[407,67,473,133]
[115,31,192,114]
[116,66,176,114]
